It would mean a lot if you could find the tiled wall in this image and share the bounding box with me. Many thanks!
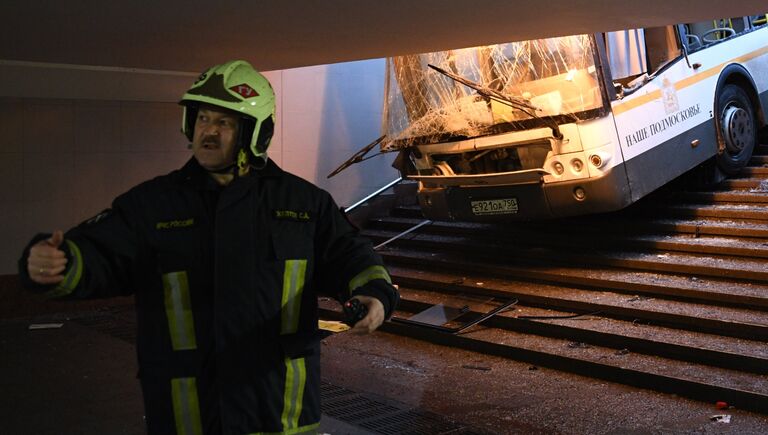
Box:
[0,59,396,275]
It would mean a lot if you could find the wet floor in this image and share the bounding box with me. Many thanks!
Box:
[2,276,768,434]
[321,329,768,434]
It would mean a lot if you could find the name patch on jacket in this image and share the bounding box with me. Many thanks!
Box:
[273,210,312,222]
[156,218,195,230]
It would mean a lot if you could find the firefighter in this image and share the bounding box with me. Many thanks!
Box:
[19,59,399,435]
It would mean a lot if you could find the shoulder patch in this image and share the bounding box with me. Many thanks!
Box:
[273,210,312,222]
[85,209,113,226]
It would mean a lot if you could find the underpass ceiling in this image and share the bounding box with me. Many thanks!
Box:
[2,1,767,72]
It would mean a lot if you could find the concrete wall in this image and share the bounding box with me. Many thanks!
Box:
[0,60,396,275]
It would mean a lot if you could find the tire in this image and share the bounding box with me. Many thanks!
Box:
[715,84,756,175]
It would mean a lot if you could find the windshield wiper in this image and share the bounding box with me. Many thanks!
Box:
[428,64,564,140]
[327,134,387,178]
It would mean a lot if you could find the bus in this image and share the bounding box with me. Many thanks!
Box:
[380,14,768,221]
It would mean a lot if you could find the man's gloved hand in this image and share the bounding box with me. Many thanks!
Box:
[346,296,385,335]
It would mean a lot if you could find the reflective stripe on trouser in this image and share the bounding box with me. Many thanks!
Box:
[171,377,203,435]
[348,265,391,294]
[281,357,307,432]
[280,259,308,431]
[280,260,307,335]
[163,271,197,350]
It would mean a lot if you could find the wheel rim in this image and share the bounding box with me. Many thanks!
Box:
[721,104,753,155]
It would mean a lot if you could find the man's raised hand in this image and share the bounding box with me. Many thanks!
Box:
[27,230,67,285]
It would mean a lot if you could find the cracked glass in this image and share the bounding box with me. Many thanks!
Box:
[381,34,605,151]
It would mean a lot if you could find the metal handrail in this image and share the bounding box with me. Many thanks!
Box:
[373,219,432,250]
[343,176,430,251]
[344,177,403,214]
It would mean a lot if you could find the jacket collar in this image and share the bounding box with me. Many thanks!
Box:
[178,157,284,189]
[252,158,284,179]
[177,157,286,211]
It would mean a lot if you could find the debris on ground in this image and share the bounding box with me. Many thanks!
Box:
[567,341,590,349]
[462,364,491,371]
[710,414,731,424]
[28,323,64,330]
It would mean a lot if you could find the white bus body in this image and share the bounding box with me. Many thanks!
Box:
[383,16,768,221]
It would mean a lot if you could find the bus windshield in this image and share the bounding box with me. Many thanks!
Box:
[382,34,605,149]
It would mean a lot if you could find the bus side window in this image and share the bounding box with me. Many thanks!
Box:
[604,29,647,86]
[729,17,748,33]
[643,26,681,74]
[605,25,681,92]
[679,24,701,52]
[686,18,744,48]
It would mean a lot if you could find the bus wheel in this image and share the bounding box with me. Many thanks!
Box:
[716,84,756,175]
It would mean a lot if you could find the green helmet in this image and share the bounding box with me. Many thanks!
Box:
[180,60,276,166]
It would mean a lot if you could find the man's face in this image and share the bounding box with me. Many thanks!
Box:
[191,107,240,171]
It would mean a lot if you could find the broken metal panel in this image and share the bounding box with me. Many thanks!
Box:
[392,295,518,334]
[382,34,604,151]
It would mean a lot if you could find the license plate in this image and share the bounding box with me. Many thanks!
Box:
[470,198,518,215]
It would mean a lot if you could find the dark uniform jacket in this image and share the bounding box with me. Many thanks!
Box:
[19,158,399,435]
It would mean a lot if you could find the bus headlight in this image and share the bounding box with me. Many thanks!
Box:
[553,161,565,175]
[589,152,610,169]
[589,154,603,168]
